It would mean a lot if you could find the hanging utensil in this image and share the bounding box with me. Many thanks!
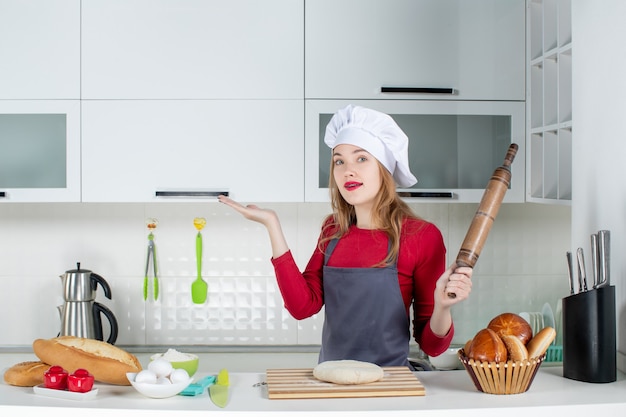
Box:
[191,217,208,304]
[144,218,159,301]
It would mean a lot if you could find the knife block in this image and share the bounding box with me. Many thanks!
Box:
[562,285,616,383]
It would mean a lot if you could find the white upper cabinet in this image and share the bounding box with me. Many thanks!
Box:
[0,0,80,99]
[81,0,303,99]
[0,100,81,202]
[82,100,304,203]
[305,0,526,101]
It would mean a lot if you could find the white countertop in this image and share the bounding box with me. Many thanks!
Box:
[2,365,626,416]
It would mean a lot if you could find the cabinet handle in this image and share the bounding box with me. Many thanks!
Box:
[397,191,454,198]
[0,191,5,198]
[155,190,229,198]
[381,87,456,95]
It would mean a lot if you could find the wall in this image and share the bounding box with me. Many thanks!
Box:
[0,201,570,351]
[572,0,626,371]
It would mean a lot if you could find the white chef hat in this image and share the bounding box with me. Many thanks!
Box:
[324,105,418,187]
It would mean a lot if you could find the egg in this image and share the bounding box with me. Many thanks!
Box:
[169,368,190,384]
[156,376,172,385]
[134,369,157,384]
[148,358,174,378]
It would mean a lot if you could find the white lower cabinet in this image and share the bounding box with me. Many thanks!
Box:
[82,100,304,202]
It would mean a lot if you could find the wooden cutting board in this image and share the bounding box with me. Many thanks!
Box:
[266,366,425,399]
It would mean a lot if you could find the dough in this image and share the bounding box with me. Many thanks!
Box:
[313,360,384,385]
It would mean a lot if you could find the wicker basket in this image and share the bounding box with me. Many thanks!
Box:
[458,349,545,395]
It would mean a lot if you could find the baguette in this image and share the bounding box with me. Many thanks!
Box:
[32,336,141,385]
[3,361,50,387]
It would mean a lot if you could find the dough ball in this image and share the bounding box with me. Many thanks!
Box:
[313,360,384,385]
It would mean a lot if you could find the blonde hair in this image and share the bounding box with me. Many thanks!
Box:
[320,160,421,266]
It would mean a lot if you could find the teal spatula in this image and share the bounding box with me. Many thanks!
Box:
[191,217,208,304]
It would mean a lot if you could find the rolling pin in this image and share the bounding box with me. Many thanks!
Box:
[448,143,518,298]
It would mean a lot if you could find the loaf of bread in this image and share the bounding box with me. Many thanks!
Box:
[526,327,556,359]
[3,361,49,387]
[468,328,508,363]
[487,312,533,344]
[32,336,141,385]
[500,334,529,362]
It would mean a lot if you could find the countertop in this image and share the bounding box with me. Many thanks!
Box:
[2,364,625,416]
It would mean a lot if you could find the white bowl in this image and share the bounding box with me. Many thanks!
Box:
[428,347,463,370]
[126,372,193,399]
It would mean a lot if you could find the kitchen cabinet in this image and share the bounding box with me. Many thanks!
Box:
[81,0,303,100]
[81,100,304,203]
[305,0,526,101]
[0,100,81,202]
[305,100,526,203]
[527,0,572,204]
[0,0,80,99]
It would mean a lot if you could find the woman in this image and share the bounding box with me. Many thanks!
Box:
[219,104,472,367]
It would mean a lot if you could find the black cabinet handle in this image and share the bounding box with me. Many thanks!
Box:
[155,190,229,198]
[397,191,454,198]
[0,191,5,198]
[381,87,456,95]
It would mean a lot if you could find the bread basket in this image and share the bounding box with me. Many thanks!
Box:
[458,349,545,395]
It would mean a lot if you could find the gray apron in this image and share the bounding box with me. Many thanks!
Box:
[318,238,411,367]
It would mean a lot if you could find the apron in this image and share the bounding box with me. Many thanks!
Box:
[318,238,411,367]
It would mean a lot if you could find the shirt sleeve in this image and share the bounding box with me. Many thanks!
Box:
[408,221,455,356]
[271,246,326,320]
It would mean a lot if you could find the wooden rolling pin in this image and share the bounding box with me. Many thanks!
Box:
[448,143,518,298]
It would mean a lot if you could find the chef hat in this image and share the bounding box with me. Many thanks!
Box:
[324,105,418,187]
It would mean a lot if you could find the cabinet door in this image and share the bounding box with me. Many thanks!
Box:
[0,100,81,202]
[0,0,80,99]
[305,100,525,203]
[82,100,304,202]
[306,0,525,101]
[81,0,303,99]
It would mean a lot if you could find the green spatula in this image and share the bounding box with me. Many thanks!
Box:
[192,217,208,304]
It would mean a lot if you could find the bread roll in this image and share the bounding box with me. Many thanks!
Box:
[463,339,473,355]
[487,312,533,345]
[468,328,508,363]
[500,334,529,362]
[3,361,49,387]
[33,336,141,385]
[526,327,556,359]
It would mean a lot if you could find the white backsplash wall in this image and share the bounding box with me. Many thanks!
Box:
[0,202,571,349]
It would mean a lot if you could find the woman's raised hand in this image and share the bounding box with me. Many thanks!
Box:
[217,195,278,227]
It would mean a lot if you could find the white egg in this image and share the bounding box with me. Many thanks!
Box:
[169,368,190,384]
[157,376,172,385]
[148,358,174,378]
[134,369,157,384]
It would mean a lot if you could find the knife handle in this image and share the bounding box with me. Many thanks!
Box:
[566,251,575,295]
[598,230,610,287]
[590,234,599,288]
[576,248,587,292]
